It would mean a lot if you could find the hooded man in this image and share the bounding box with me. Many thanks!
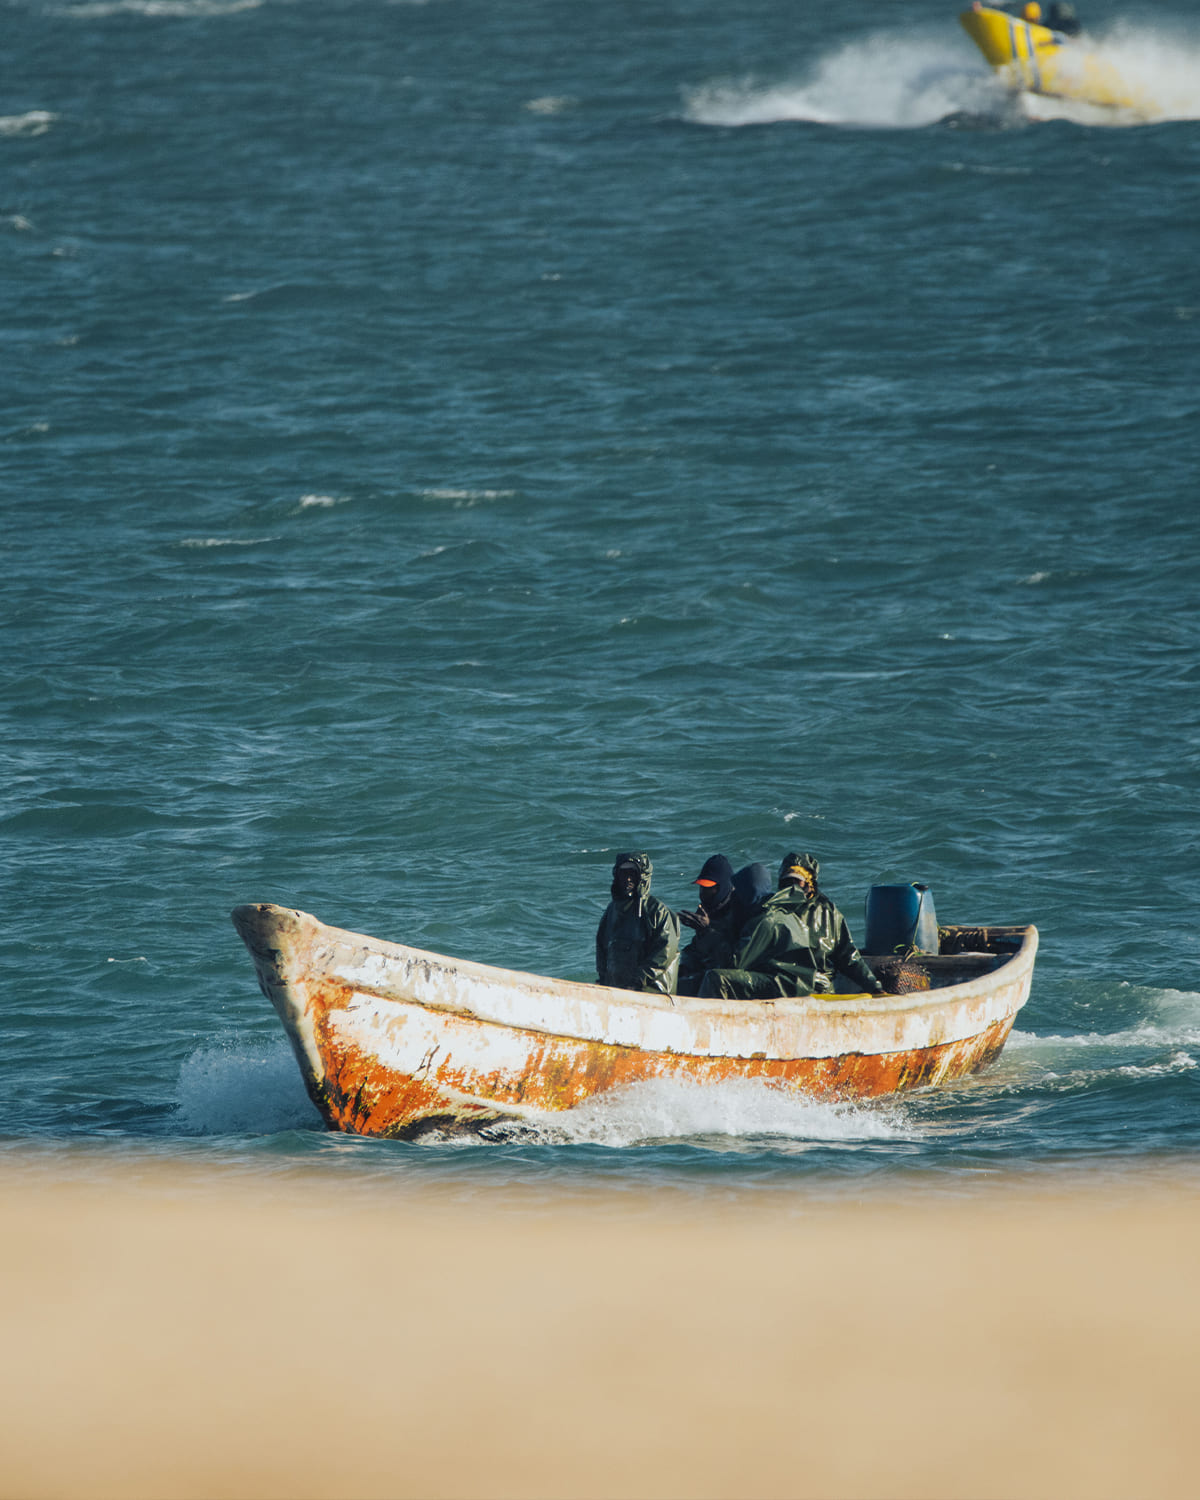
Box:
[731,862,773,930]
[677,854,740,997]
[595,852,680,995]
[699,852,885,1001]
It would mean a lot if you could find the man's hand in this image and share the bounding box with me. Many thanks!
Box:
[679,908,710,933]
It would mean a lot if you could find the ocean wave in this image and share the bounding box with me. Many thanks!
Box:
[1010,987,1200,1057]
[0,112,57,137]
[419,488,518,505]
[523,96,576,116]
[57,0,261,17]
[177,536,278,547]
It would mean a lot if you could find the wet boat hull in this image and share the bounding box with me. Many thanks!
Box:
[960,4,1153,114]
[232,904,1038,1137]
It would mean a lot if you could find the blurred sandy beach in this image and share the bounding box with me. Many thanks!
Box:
[2,1162,1196,1500]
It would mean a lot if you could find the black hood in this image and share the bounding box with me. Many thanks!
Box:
[732,862,773,920]
[693,854,734,912]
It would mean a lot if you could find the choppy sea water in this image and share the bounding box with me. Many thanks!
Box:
[3,0,1199,1197]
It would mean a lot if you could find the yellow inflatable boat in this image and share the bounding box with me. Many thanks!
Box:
[959,2,1153,114]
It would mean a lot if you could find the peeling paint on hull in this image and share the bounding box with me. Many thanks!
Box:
[231,904,1038,1138]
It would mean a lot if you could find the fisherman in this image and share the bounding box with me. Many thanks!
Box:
[731,861,773,932]
[677,855,740,997]
[596,852,680,995]
[699,852,885,1001]
[678,857,776,997]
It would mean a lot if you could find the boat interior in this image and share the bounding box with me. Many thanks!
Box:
[861,925,1027,995]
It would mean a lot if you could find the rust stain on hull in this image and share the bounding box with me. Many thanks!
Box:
[308,985,1016,1138]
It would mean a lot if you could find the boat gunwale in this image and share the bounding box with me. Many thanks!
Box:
[234,902,1038,1035]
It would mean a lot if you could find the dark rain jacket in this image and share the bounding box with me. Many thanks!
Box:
[596,853,680,995]
[679,861,774,995]
[678,904,742,996]
[733,886,881,997]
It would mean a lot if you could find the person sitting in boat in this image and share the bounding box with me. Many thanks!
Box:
[731,861,774,932]
[699,852,884,1001]
[677,857,775,996]
[677,855,739,997]
[596,852,680,995]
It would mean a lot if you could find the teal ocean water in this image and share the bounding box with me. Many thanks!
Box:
[4,0,1199,1194]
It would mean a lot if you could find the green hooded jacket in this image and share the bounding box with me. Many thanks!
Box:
[595,852,680,995]
[733,884,881,997]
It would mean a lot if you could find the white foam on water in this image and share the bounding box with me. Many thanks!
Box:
[58,0,261,17]
[419,488,517,506]
[529,1076,910,1150]
[175,1036,322,1135]
[297,493,349,509]
[1113,1050,1197,1080]
[524,96,576,115]
[0,113,57,138]
[1006,989,1200,1087]
[683,32,1004,130]
[177,536,277,547]
[683,20,1200,130]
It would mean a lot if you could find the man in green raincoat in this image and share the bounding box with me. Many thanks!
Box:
[596,852,680,995]
[699,852,884,1001]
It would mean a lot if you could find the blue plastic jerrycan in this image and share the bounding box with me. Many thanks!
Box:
[863,883,938,955]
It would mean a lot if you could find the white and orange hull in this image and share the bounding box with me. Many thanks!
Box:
[232,903,1038,1138]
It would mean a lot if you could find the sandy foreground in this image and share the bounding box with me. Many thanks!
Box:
[1,1162,1197,1500]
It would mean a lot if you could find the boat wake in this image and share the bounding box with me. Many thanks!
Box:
[998,986,1200,1099]
[511,1077,911,1152]
[683,32,1015,130]
[176,1036,322,1136]
[682,21,1200,130]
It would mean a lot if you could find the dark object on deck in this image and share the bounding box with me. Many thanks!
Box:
[864,883,938,956]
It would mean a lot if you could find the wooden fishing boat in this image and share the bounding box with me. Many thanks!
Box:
[959,2,1155,115]
[232,902,1038,1139]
